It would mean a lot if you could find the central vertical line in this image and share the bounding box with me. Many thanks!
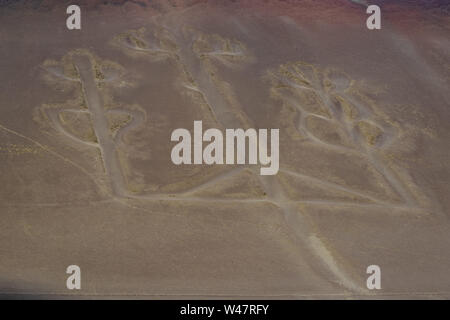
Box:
[74,55,126,197]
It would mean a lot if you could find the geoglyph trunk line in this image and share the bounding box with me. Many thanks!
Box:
[72,55,126,197]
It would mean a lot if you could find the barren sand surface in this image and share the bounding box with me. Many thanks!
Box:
[0,0,449,299]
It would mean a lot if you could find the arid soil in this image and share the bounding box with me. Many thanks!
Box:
[0,0,449,298]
